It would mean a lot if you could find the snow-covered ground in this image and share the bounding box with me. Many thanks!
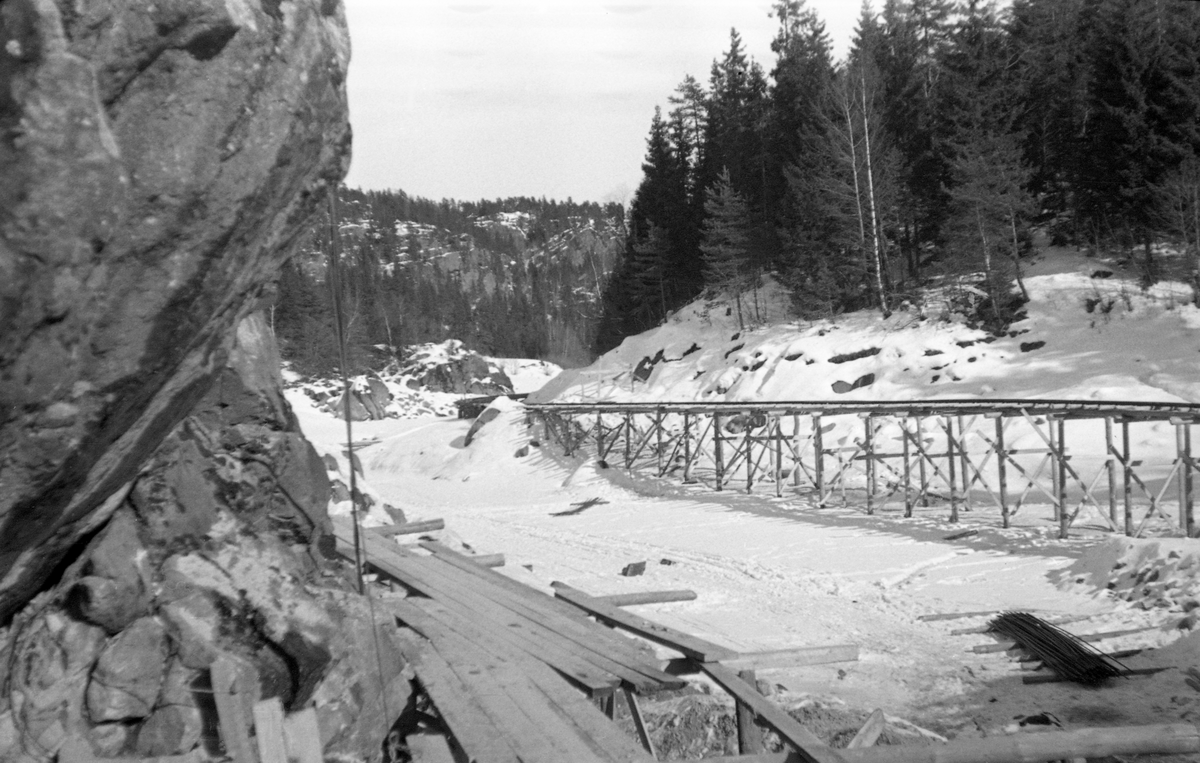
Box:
[286,249,1200,748]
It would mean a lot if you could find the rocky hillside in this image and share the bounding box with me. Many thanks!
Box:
[274,190,625,374]
[0,1,406,760]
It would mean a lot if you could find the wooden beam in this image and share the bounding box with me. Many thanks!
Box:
[623,687,658,760]
[410,539,680,690]
[663,644,859,674]
[339,526,677,692]
[698,662,845,763]
[709,722,1200,763]
[736,669,765,754]
[845,709,885,749]
[252,698,288,763]
[596,590,698,607]
[551,582,737,662]
[281,708,323,763]
[375,519,445,536]
[211,657,259,763]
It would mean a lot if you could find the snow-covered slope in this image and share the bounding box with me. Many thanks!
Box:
[532,248,1200,405]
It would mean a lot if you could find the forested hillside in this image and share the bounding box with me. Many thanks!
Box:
[598,0,1200,351]
[274,189,625,375]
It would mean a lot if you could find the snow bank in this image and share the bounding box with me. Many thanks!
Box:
[531,260,1200,406]
[1054,535,1200,612]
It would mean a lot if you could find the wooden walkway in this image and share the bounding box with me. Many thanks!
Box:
[329,517,1200,763]
[331,518,853,763]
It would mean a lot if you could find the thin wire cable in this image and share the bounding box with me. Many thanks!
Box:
[327,186,393,728]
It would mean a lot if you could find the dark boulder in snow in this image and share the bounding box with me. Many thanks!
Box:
[832,373,876,394]
[403,340,514,394]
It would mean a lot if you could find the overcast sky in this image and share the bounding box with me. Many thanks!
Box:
[342,1,862,205]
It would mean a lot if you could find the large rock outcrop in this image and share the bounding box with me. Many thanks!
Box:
[0,314,412,761]
[0,0,350,623]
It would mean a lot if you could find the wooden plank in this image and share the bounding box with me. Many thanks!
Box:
[845,709,885,749]
[597,590,698,607]
[663,645,859,674]
[340,527,640,677]
[252,698,288,763]
[375,519,446,536]
[426,626,609,763]
[397,634,522,763]
[212,657,259,763]
[736,669,765,754]
[281,708,323,763]
[552,582,738,662]
[399,604,644,763]
[1022,666,1168,685]
[698,662,845,763]
[729,645,859,670]
[390,595,618,695]
[403,536,680,690]
[371,544,676,694]
[473,552,505,567]
[971,625,1156,653]
[504,639,655,763]
[410,534,663,669]
[418,540,610,626]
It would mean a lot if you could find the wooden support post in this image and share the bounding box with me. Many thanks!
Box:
[863,415,875,515]
[623,412,632,468]
[1055,417,1069,539]
[1123,419,1134,536]
[995,415,1009,528]
[597,691,615,720]
[945,417,958,524]
[714,413,724,492]
[736,669,765,754]
[683,412,693,483]
[744,415,755,494]
[792,414,802,487]
[957,415,971,512]
[622,687,658,760]
[774,416,784,498]
[813,414,825,505]
[596,412,603,461]
[916,416,929,507]
[655,409,664,476]
[1178,422,1188,534]
[1180,422,1190,537]
[1106,416,1118,528]
[902,418,913,518]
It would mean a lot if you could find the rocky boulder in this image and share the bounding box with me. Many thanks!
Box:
[0,0,351,624]
[402,340,513,394]
[0,315,411,762]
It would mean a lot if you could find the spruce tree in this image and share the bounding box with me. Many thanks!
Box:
[700,169,754,328]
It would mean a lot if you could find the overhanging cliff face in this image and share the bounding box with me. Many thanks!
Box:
[0,0,351,623]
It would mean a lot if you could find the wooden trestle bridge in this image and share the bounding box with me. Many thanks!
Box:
[527,399,1200,540]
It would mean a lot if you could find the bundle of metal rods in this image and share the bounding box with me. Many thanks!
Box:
[988,611,1129,685]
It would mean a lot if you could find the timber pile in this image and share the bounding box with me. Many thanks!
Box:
[988,611,1127,685]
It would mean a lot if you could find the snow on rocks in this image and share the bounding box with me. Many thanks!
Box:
[531,261,1200,406]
